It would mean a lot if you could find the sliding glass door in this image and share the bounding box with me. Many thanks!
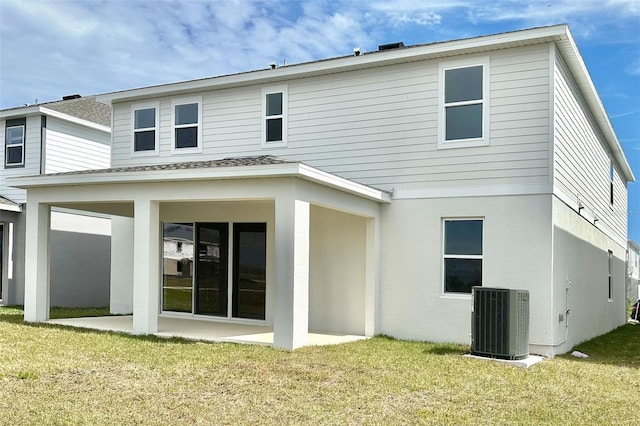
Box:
[195,223,228,316]
[233,223,267,320]
[162,222,266,320]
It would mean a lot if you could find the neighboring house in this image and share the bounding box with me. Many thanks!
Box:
[10,25,635,356]
[628,240,640,303]
[0,96,112,307]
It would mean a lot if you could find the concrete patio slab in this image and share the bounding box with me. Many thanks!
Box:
[46,315,368,347]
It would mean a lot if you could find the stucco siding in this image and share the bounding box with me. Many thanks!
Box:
[111,44,551,196]
[44,117,110,173]
[551,197,627,354]
[309,205,366,335]
[553,51,628,245]
[379,194,553,351]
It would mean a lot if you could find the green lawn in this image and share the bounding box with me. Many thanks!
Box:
[0,306,638,425]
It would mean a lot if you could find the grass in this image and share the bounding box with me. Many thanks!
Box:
[0,306,638,425]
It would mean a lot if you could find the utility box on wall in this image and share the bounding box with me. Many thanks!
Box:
[471,287,530,360]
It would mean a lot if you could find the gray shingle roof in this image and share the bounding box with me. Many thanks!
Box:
[1,96,111,127]
[45,155,295,177]
[44,96,111,127]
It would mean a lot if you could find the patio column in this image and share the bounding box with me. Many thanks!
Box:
[132,199,160,334]
[24,202,51,322]
[274,195,310,350]
[110,216,134,314]
[364,217,380,336]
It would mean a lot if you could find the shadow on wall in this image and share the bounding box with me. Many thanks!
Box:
[50,230,111,308]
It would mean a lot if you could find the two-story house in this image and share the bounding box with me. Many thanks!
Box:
[0,96,112,307]
[11,25,634,356]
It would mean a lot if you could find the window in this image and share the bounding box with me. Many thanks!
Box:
[609,160,614,207]
[132,103,158,154]
[439,58,489,148]
[262,86,287,147]
[443,219,483,294]
[5,118,26,167]
[172,97,202,152]
[608,250,613,300]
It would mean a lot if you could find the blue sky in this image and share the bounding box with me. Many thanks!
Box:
[0,0,638,241]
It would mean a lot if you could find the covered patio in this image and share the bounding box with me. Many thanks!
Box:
[11,156,390,350]
[47,315,369,346]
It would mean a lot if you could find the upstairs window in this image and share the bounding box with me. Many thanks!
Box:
[609,160,614,207]
[172,97,202,152]
[262,86,287,147]
[5,118,26,167]
[439,58,489,148]
[443,219,483,294]
[132,103,158,154]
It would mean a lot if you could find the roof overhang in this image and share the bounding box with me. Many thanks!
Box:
[0,195,21,212]
[553,30,635,182]
[0,106,110,133]
[8,161,392,204]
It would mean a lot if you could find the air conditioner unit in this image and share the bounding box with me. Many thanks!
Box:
[471,287,530,360]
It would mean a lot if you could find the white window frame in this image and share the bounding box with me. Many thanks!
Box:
[171,96,203,154]
[442,218,484,296]
[261,85,288,148]
[5,123,25,167]
[438,57,490,149]
[131,101,159,156]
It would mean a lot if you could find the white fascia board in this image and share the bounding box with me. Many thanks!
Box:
[0,105,43,119]
[39,107,111,133]
[97,25,569,104]
[0,203,22,212]
[297,164,391,203]
[1,106,111,134]
[8,163,391,203]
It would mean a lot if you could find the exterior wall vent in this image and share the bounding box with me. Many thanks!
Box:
[62,94,81,100]
[378,42,405,51]
[471,287,530,360]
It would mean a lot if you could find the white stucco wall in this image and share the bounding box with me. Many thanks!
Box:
[309,205,366,335]
[379,194,553,350]
[550,197,627,355]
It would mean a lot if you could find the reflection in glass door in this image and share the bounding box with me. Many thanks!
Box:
[233,223,267,320]
[162,223,194,313]
[195,223,228,316]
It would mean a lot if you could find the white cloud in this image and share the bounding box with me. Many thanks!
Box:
[0,0,638,108]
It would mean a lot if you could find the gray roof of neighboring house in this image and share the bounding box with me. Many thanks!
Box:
[44,155,295,176]
[1,96,111,127]
[44,96,111,127]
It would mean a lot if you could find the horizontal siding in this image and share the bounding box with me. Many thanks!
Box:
[111,44,552,194]
[44,117,110,174]
[553,51,627,243]
[0,116,42,204]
